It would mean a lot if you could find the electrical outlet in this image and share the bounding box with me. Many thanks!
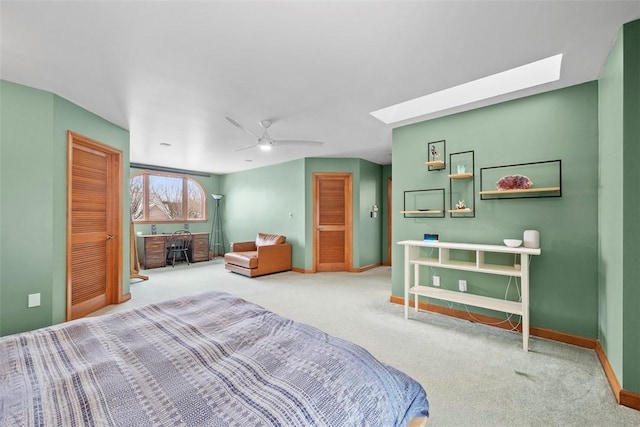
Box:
[28,293,41,308]
[433,276,440,287]
[458,280,467,292]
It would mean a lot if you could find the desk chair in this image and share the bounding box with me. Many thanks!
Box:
[166,230,192,267]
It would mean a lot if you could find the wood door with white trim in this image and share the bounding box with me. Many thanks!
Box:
[313,173,353,272]
[67,131,123,320]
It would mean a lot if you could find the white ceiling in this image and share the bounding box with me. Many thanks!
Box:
[2,1,639,174]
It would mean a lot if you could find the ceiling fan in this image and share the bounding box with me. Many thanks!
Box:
[226,116,324,152]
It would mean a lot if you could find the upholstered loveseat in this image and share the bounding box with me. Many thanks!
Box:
[224,233,292,277]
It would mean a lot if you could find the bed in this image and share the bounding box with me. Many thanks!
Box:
[1,291,429,426]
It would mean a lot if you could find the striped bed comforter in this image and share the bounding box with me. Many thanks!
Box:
[1,291,429,426]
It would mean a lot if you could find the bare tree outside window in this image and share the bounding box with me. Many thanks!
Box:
[149,175,183,220]
[188,180,205,219]
[130,175,144,220]
[130,171,207,223]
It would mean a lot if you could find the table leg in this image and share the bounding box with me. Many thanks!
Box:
[521,254,530,351]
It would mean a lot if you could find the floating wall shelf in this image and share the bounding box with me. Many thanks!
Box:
[449,150,475,217]
[479,186,561,196]
[402,188,445,218]
[448,172,473,179]
[479,159,562,200]
[425,160,445,167]
[400,210,444,214]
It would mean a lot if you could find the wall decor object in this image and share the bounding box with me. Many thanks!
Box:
[425,140,446,171]
[479,159,562,200]
[496,174,533,190]
[448,150,475,217]
[401,188,445,218]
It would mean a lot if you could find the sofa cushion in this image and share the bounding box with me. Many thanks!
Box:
[255,233,286,247]
[224,251,258,269]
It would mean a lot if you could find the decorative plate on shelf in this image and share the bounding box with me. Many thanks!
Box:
[496,174,533,190]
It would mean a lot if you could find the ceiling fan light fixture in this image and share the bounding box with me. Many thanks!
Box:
[227,116,324,152]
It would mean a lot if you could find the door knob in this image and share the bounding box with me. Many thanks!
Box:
[106,234,114,240]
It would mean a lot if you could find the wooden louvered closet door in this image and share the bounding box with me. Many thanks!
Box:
[313,173,353,272]
[67,131,123,320]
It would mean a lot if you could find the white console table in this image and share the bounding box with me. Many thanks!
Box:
[398,240,541,350]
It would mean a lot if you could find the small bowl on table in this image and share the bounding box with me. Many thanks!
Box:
[503,239,522,248]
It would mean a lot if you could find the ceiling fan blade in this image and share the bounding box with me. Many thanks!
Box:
[226,116,259,139]
[273,139,324,147]
[234,143,259,152]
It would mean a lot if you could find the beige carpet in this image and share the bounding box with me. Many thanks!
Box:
[93,260,640,426]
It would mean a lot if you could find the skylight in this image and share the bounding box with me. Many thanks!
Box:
[370,54,563,124]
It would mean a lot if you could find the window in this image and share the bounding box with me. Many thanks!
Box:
[130,171,207,223]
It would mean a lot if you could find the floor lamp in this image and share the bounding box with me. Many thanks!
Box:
[210,194,225,257]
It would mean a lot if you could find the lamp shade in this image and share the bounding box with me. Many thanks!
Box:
[212,194,224,200]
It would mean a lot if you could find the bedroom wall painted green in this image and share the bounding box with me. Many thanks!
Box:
[621,18,640,396]
[357,159,383,268]
[1,81,54,336]
[392,82,599,338]
[598,25,625,391]
[220,157,383,271]
[382,165,392,265]
[221,159,307,268]
[599,19,640,395]
[0,80,130,336]
[303,158,383,271]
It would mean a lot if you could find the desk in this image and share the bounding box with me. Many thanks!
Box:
[138,232,210,269]
[398,240,541,351]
